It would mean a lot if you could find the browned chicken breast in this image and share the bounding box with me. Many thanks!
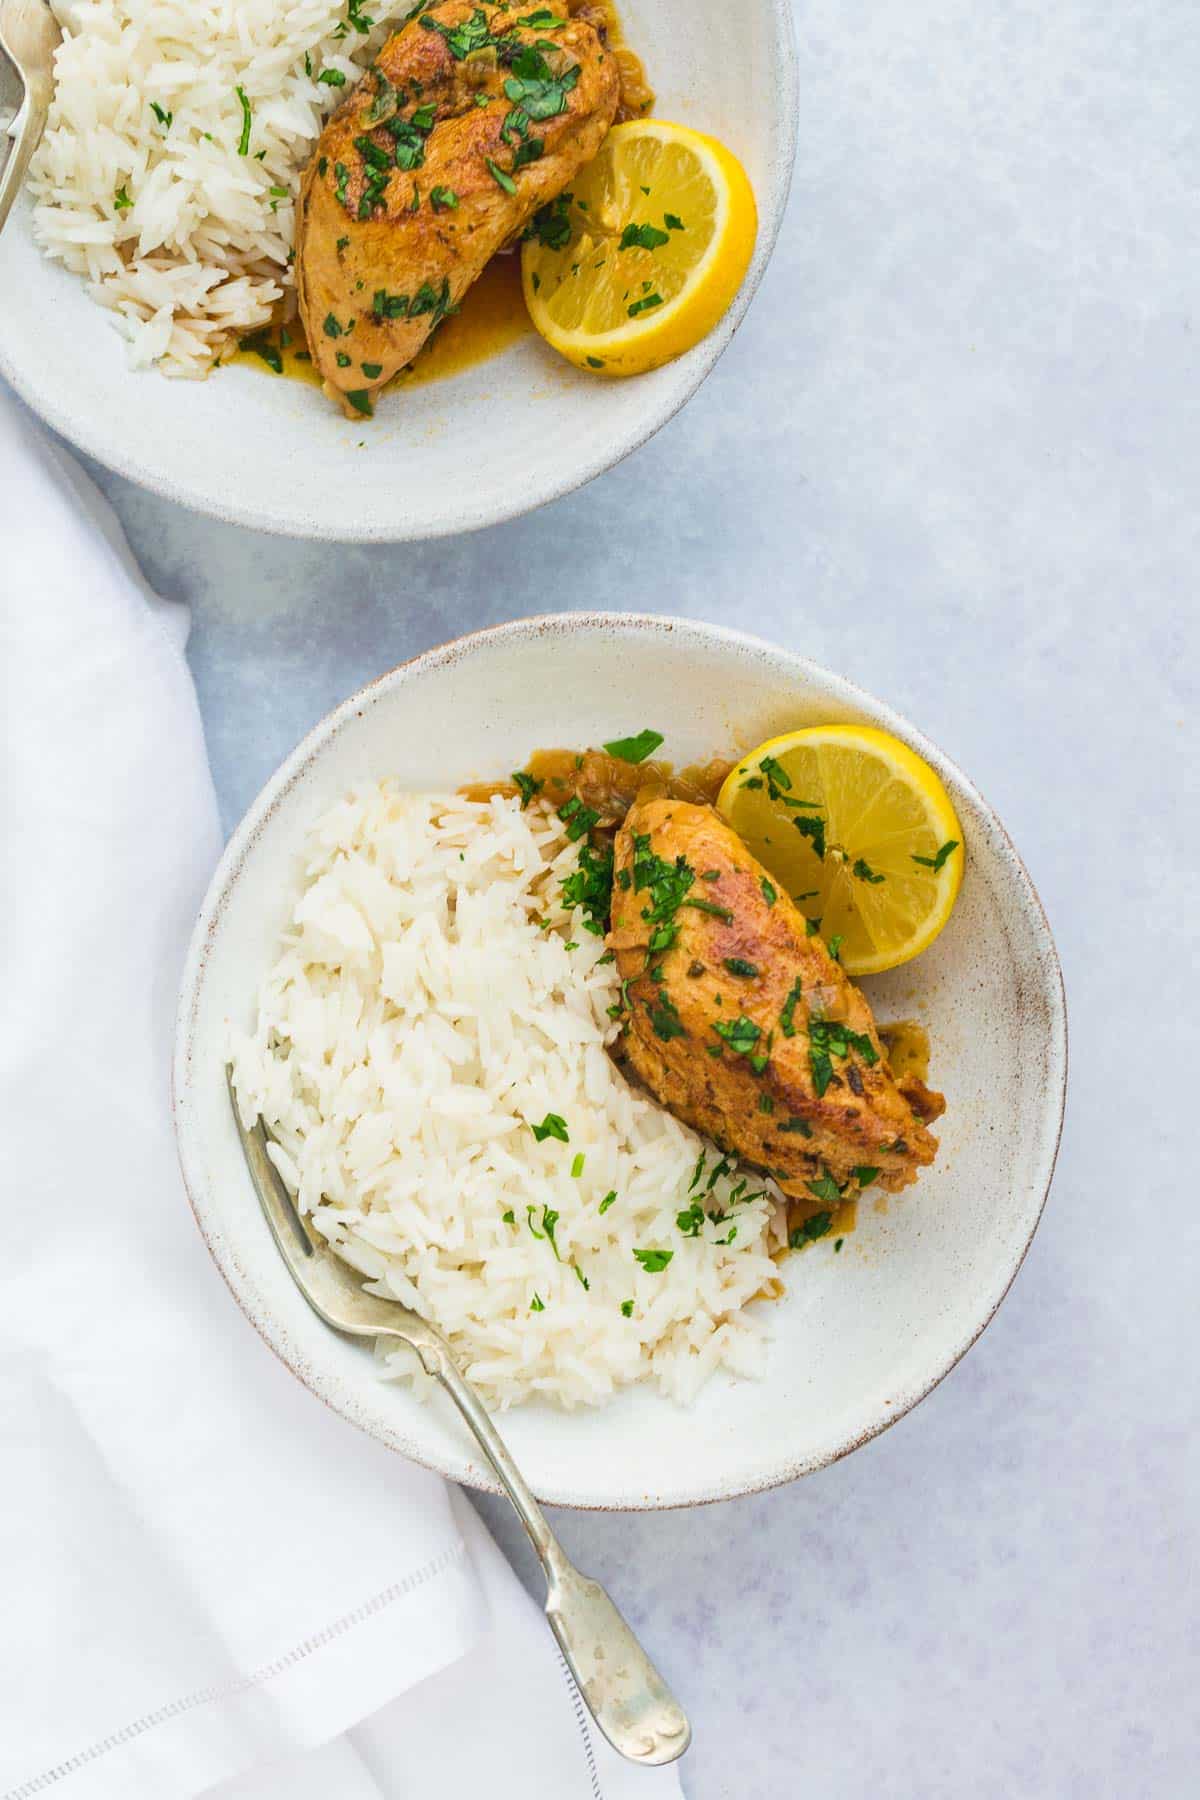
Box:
[611,799,945,1200]
[296,1,620,414]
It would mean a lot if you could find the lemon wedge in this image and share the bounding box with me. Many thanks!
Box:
[521,120,758,376]
[716,726,964,976]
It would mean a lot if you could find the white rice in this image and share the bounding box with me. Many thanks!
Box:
[30,0,413,375]
[230,784,787,1410]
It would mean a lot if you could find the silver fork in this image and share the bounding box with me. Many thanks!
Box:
[0,0,60,236]
[226,1069,692,1768]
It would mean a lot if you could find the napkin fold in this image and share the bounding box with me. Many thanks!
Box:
[0,387,683,1800]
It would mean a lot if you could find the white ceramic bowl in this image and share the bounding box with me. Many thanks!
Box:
[173,614,1067,1509]
[0,2,796,541]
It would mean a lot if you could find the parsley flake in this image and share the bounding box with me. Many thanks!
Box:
[603,727,664,764]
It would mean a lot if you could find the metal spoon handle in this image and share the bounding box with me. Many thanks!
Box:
[410,1329,691,1767]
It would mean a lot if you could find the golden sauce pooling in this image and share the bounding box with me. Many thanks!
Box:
[879,1020,931,1086]
[230,253,530,391]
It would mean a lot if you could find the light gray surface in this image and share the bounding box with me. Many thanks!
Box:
[73,2,1197,1795]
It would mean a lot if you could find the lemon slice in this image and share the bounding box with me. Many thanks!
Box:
[716,726,964,975]
[521,120,757,377]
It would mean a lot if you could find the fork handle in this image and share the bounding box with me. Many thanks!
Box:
[407,1329,691,1767]
[0,72,50,237]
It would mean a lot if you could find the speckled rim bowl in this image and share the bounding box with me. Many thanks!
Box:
[0,2,796,541]
[174,613,1067,1509]
[170,612,1072,1512]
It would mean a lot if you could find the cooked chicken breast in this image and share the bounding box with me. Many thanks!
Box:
[296,1,619,414]
[611,799,945,1198]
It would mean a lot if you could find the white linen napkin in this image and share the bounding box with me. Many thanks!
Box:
[0,386,684,1800]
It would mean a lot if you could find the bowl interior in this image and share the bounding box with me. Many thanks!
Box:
[0,1,795,540]
[174,616,1066,1509]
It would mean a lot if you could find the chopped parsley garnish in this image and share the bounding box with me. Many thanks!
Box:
[758,1093,774,1114]
[633,1247,674,1273]
[834,1237,844,1252]
[684,897,733,922]
[558,795,599,842]
[630,831,695,956]
[334,161,350,205]
[319,67,347,85]
[676,1200,704,1237]
[852,858,885,884]
[585,356,605,368]
[599,1191,617,1214]
[323,312,343,338]
[664,211,684,230]
[373,288,409,319]
[712,1015,761,1056]
[620,1299,634,1317]
[151,102,172,129]
[779,976,803,1037]
[828,933,843,962]
[570,1153,585,1178]
[573,1264,589,1290]
[113,186,133,212]
[486,157,518,194]
[406,276,455,327]
[779,1117,813,1136]
[420,4,495,59]
[529,1292,545,1311]
[530,1112,569,1144]
[649,994,686,1041]
[806,1172,843,1205]
[603,727,663,763]
[430,184,459,211]
[239,333,282,373]
[689,1150,707,1191]
[761,877,777,908]
[627,292,663,317]
[335,351,352,368]
[345,390,374,417]
[789,1210,833,1249]
[361,362,383,379]
[913,838,960,872]
[808,1019,879,1097]
[525,193,573,249]
[561,840,613,935]
[512,769,542,808]
[235,85,253,156]
[541,1208,562,1258]
[853,1166,880,1187]
[502,1209,516,1223]
[723,958,759,978]
[619,221,669,252]
[368,73,398,123]
[758,754,790,794]
[793,813,827,858]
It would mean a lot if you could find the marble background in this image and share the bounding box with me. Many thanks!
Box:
[72,2,1197,1794]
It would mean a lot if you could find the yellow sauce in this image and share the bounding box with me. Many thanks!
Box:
[229,253,531,393]
[879,1020,931,1084]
